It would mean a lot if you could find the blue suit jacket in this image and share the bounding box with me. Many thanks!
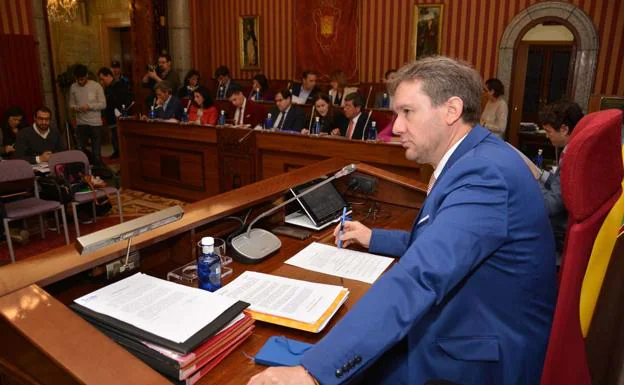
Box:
[301,125,557,385]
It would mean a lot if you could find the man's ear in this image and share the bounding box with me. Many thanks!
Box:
[559,124,570,136]
[445,96,463,125]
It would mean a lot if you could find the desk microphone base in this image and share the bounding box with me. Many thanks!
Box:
[230,228,282,264]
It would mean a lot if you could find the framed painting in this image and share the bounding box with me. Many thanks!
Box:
[411,4,444,60]
[239,15,260,70]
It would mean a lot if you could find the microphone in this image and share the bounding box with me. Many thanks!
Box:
[230,163,357,263]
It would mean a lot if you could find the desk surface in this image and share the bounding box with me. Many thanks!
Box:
[0,158,425,385]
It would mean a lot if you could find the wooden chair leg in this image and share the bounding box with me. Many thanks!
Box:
[39,215,45,239]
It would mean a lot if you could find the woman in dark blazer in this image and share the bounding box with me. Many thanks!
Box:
[306,93,348,136]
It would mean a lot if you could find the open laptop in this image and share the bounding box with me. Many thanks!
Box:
[284,179,350,231]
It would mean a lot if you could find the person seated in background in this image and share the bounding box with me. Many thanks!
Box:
[1,107,26,159]
[537,100,584,254]
[269,89,306,132]
[15,106,66,164]
[215,65,239,100]
[328,70,358,107]
[227,85,264,128]
[177,69,202,107]
[377,118,400,142]
[189,87,218,126]
[250,74,273,101]
[341,92,370,140]
[142,53,181,105]
[374,68,397,108]
[152,81,183,120]
[98,67,131,159]
[291,70,319,104]
[306,93,347,136]
[480,78,509,139]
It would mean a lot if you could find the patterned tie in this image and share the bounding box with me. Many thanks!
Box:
[346,120,355,139]
[427,173,437,195]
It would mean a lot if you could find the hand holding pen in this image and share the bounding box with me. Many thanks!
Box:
[333,214,373,249]
[338,207,347,248]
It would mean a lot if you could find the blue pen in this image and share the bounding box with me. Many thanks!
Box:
[338,207,347,248]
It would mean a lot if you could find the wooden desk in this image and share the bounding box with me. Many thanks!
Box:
[119,119,431,202]
[0,158,426,385]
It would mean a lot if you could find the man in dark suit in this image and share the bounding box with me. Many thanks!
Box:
[226,85,264,128]
[248,56,556,385]
[214,65,239,100]
[269,89,306,132]
[98,67,131,159]
[291,70,320,104]
[341,92,370,140]
[153,81,182,120]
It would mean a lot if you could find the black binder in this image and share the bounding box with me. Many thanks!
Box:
[70,300,249,354]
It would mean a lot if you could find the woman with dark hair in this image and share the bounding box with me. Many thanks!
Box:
[188,87,218,125]
[481,78,509,139]
[328,70,358,107]
[304,93,347,136]
[178,69,202,106]
[250,74,272,101]
[2,107,25,158]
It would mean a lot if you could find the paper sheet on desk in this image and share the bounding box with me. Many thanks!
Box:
[217,271,344,325]
[74,273,239,343]
[285,242,394,284]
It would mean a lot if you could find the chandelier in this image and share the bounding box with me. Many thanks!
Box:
[47,0,79,23]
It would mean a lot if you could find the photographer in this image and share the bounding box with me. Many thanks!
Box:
[141,53,180,106]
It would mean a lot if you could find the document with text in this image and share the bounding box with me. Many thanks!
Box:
[285,242,394,284]
[74,273,239,343]
[217,271,345,325]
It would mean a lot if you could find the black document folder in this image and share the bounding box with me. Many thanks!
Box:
[70,300,248,354]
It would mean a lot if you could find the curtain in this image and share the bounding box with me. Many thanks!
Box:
[0,34,44,123]
[294,0,359,82]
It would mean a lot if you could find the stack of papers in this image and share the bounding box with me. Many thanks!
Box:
[217,271,349,333]
[71,273,252,384]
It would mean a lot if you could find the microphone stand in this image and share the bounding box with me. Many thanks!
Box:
[230,163,357,263]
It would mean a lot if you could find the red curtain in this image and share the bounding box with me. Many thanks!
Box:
[294,0,359,82]
[0,34,44,123]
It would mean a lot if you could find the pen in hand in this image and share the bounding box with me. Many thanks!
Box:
[338,206,347,249]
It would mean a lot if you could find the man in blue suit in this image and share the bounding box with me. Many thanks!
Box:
[248,57,557,385]
[153,81,183,120]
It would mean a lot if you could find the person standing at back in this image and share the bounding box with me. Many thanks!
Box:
[70,64,106,166]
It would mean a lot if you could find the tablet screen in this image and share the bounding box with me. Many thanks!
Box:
[291,179,348,226]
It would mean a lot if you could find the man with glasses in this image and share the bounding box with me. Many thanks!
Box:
[269,89,306,132]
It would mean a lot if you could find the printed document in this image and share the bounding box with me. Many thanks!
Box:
[74,273,239,343]
[285,242,394,284]
[217,271,344,325]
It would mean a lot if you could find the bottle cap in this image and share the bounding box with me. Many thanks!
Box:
[151,106,154,110]
[268,113,272,118]
[372,121,376,126]
[315,116,320,121]
[220,110,225,114]
[383,92,388,97]
[201,236,214,246]
[184,108,188,112]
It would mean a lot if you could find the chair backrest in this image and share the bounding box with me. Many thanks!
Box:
[0,159,35,197]
[48,150,90,178]
[540,109,624,385]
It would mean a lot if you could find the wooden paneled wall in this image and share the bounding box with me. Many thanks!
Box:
[0,0,33,35]
[192,0,624,95]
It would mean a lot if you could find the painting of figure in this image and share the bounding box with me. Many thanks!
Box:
[412,5,443,59]
[240,16,260,69]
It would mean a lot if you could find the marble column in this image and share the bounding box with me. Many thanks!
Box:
[31,0,57,126]
[168,0,192,83]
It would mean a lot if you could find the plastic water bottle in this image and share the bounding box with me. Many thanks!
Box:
[312,116,321,135]
[197,237,221,292]
[534,148,544,169]
[265,113,273,130]
[218,110,226,126]
[368,121,377,141]
[255,88,261,101]
[218,86,225,99]
[121,104,127,118]
[148,105,156,120]
[181,108,188,123]
[382,93,389,108]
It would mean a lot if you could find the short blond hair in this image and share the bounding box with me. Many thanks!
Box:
[387,56,483,125]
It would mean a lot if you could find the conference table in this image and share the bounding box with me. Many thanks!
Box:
[0,158,427,384]
[118,118,432,202]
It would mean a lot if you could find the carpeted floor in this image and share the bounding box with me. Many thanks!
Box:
[0,188,186,264]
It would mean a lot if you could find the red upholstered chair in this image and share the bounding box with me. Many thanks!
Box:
[540,109,624,385]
